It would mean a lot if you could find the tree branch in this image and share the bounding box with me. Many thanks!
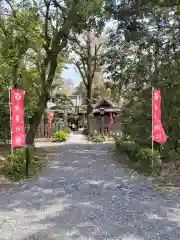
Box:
[50,16,56,32]
[5,0,16,17]
[69,35,87,50]
[50,0,81,54]
[43,0,52,53]
[74,61,87,87]
[91,44,98,80]
[0,21,8,36]
[52,0,66,16]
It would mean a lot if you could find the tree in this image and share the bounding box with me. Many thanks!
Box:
[104,0,180,151]
[27,0,106,143]
[0,3,43,140]
[0,0,105,144]
[69,16,105,132]
[73,81,87,104]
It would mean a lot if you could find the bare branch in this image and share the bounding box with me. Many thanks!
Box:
[81,57,88,77]
[74,61,87,87]
[43,0,52,53]
[50,16,56,32]
[52,0,66,16]
[32,0,46,19]
[4,0,16,17]
[91,44,98,80]
[69,35,87,50]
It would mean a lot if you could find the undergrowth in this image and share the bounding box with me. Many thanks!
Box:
[1,148,45,181]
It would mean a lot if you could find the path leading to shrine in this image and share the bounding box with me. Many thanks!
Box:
[0,132,180,239]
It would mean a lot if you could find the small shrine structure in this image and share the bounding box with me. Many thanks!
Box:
[91,99,121,136]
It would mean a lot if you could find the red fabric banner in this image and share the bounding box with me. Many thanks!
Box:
[11,88,25,148]
[152,89,167,144]
[48,111,54,137]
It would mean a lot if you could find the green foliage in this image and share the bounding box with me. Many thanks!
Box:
[103,0,180,156]
[168,148,180,170]
[116,139,161,173]
[0,0,105,144]
[69,0,105,134]
[116,140,140,162]
[1,148,42,181]
[63,127,71,134]
[89,134,105,142]
[135,148,160,170]
[0,6,42,140]
[83,128,89,135]
[2,149,26,180]
[54,131,69,142]
[169,148,180,162]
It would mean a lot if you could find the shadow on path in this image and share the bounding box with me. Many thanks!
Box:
[0,143,180,239]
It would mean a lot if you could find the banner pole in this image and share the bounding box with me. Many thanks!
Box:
[152,87,154,169]
[9,88,13,155]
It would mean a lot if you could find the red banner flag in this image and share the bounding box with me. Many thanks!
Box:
[152,89,167,144]
[10,88,25,148]
[48,111,54,137]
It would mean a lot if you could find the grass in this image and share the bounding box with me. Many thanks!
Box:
[124,167,136,175]
[108,145,116,153]
[0,144,11,182]
[0,145,47,182]
[135,165,158,177]
[153,183,172,192]
[0,144,10,162]
[115,148,180,193]
[26,148,47,178]
[115,145,161,178]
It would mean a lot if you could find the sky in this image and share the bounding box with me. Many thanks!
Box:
[61,21,115,87]
[61,64,82,87]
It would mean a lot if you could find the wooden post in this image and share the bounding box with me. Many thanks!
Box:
[9,89,12,153]
[152,87,154,169]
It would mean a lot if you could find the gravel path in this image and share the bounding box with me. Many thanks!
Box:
[1,133,180,239]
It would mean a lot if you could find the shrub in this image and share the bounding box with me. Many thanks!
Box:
[2,149,26,180]
[169,148,180,169]
[124,143,140,161]
[169,148,180,161]
[89,134,105,142]
[63,127,71,134]
[83,128,89,135]
[54,131,68,142]
[135,148,160,170]
[1,147,45,181]
[116,139,161,174]
[116,140,140,161]
[115,138,122,149]
[121,133,130,141]
[115,139,127,152]
[161,145,171,162]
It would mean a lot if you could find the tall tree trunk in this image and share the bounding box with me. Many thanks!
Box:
[26,92,49,144]
[12,62,18,88]
[86,82,92,134]
[26,55,57,144]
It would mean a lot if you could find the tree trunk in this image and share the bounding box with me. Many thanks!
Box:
[86,82,92,134]
[26,55,57,145]
[26,92,49,144]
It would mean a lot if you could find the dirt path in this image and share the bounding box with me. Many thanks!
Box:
[0,134,180,239]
